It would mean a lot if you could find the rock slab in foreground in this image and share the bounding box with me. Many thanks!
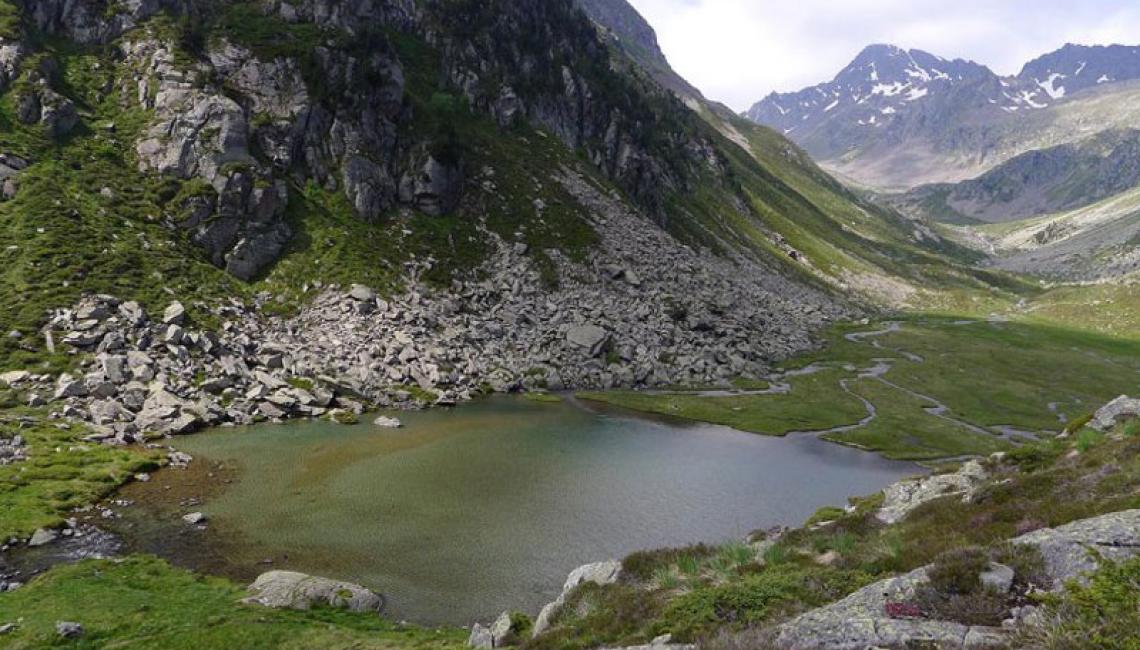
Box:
[243,571,383,614]
[776,509,1140,649]
[876,460,988,525]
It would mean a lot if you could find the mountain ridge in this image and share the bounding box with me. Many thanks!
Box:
[745,41,1140,189]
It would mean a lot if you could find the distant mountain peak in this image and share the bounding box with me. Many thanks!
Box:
[743,41,1140,189]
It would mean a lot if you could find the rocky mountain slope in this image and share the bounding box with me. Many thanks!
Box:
[745,43,1140,189]
[0,0,1022,399]
[948,185,1140,282]
[893,128,1140,224]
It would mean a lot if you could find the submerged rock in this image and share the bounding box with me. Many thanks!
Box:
[243,570,383,614]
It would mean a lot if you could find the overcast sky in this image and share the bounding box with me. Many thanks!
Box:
[625,0,1140,111]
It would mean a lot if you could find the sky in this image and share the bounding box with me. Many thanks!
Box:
[625,0,1140,111]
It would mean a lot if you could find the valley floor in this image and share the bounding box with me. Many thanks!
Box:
[2,296,1140,648]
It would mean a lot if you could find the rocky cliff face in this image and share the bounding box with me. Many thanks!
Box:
[0,0,870,411]
[6,0,750,278]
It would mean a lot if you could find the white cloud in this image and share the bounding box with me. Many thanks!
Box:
[625,0,1140,111]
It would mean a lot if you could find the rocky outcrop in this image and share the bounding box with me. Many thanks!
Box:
[775,565,1008,650]
[243,570,383,613]
[775,509,1140,650]
[468,611,519,649]
[1012,508,1140,586]
[13,58,78,137]
[532,560,622,637]
[1089,395,1140,432]
[876,460,989,525]
[0,433,25,466]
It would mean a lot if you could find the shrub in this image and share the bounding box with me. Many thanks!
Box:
[1076,428,1104,453]
[805,505,847,527]
[913,585,1008,626]
[926,547,990,595]
[658,571,807,640]
[992,543,1050,592]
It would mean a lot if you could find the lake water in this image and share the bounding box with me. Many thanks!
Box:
[112,396,920,625]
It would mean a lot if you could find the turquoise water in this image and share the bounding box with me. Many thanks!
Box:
[120,396,920,625]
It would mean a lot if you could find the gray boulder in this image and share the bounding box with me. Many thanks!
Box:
[533,560,622,637]
[162,301,186,325]
[1013,508,1140,587]
[243,571,383,613]
[877,460,988,524]
[468,623,493,649]
[55,621,83,639]
[28,528,58,547]
[1090,395,1140,431]
[566,324,610,358]
[350,285,377,302]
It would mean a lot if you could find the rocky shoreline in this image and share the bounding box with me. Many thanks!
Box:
[2,170,850,449]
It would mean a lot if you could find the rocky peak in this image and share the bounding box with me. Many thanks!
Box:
[1017,43,1140,99]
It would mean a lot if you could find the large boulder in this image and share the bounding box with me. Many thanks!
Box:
[1089,395,1140,431]
[877,460,988,524]
[532,560,621,637]
[565,324,611,358]
[243,571,383,614]
[1012,508,1140,586]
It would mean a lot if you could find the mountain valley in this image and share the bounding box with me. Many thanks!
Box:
[0,1,1139,649]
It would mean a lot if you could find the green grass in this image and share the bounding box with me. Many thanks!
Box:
[0,408,160,540]
[581,316,1140,460]
[0,556,466,649]
[826,378,1012,460]
[579,367,867,435]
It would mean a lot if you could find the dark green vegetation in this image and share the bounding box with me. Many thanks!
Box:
[583,317,1140,460]
[0,556,466,649]
[0,405,158,540]
[1018,555,1140,650]
[525,419,1140,648]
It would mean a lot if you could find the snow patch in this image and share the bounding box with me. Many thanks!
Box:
[1036,73,1066,99]
[871,82,906,97]
[1098,74,1112,84]
[880,106,896,114]
[905,87,928,101]
[824,99,840,112]
[1075,61,1087,76]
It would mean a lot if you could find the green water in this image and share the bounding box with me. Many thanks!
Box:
[120,396,920,625]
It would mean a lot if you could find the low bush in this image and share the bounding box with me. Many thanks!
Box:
[925,547,990,595]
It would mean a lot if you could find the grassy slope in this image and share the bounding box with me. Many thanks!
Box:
[0,555,466,649]
[525,425,1140,648]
